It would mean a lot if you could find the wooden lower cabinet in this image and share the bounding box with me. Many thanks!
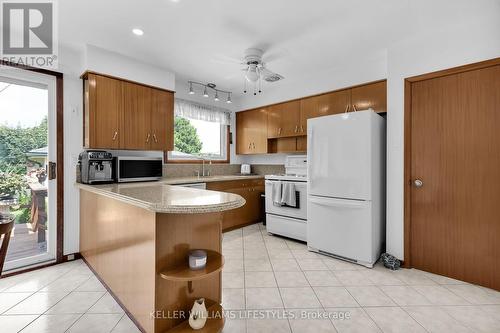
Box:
[207,179,264,231]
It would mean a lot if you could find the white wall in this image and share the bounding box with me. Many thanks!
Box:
[58,45,84,255]
[84,45,175,91]
[61,45,176,255]
[385,0,500,259]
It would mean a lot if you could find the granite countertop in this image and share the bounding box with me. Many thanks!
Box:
[76,180,246,214]
[160,174,264,185]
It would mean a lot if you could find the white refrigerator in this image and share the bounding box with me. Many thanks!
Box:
[307,110,385,268]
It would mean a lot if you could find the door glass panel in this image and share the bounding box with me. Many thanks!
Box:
[0,75,56,271]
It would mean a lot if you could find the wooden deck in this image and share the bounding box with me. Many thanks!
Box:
[4,222,47,262]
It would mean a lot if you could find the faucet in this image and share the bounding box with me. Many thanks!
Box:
[196,155,211,177]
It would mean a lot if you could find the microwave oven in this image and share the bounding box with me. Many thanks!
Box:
[114,156,163,183]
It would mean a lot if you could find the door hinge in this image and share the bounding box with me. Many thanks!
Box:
[48,161,57,180]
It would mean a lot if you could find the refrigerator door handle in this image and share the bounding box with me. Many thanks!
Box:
[308,127,313,188]
[309,196,366,208]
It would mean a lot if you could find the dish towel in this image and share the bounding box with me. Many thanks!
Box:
[281,182,296,207]
[272,181,282,206]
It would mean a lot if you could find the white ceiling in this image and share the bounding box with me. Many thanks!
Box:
[59,0,413,97]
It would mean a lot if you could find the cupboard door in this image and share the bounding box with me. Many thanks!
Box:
[318,89,351,116]
[267,105,281,138]
[151,89,174,151]
[299,96,319,134]
[236,111,250,154]
[279,100,301,137]
[122,82,152,150]
[246,108,268,154]
[91,74,123,149]
[351,81,387,113]
[276,137,298,153]
[296,136,307,152]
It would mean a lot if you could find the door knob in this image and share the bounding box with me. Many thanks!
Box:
[414,179,423,188]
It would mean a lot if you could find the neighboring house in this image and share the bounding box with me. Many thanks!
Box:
[26,146,48,173]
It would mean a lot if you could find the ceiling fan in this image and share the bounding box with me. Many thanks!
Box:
[240,48,284,95]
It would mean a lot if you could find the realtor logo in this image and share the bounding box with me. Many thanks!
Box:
[1,0,58,68]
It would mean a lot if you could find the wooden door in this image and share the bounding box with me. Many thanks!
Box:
[351,81,387,113]
[318,89,351,116]
[151,89,174,151]
[122,82,152,150]
[299,96,319,134]
[296,136,307,152]
[91,74,123,149]
[267,104,281,138]
[246,108,268,154]
[409,65,500,290]
[279,100,301,137]
[236,111,250,154]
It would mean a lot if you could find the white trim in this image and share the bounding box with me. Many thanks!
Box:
[0,66,57,270]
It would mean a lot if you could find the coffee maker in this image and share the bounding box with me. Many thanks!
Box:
[78,150,114,184]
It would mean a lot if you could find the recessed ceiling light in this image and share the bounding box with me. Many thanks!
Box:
[132,28,144,36]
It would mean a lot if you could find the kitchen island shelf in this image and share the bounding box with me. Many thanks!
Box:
[160,250,224,282]
[164,301,224,333]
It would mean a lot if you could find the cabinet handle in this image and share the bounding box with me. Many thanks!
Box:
[278,128,282,135]
[252,143,255,149]
[112,131,118,141]
[248,143,252,149]
[352,104,357,112]
[294,125,298,133]
[344,105,350,113]
[153,133,158,143]
[300,125,304,132]
[146,133,151,143]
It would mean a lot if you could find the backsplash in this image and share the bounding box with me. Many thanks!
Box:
[163,164,284,178]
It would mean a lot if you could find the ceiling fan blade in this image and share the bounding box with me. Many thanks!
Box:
[210,54,244,65]
[260,66,284,82]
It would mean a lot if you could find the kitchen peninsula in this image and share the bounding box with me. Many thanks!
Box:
[77,182,245,333]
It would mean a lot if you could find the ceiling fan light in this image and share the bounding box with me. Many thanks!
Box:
[226,93,232,104]
[214,91,219,101]
[203,86,209,97]
[245,66,259,82]
[188,82,194,94]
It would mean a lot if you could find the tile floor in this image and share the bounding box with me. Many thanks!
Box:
[0,222,499,332]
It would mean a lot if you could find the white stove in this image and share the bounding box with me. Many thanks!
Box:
[265,155,308,241]
[265,174,307,182]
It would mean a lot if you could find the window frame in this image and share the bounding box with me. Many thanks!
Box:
[165,120,230,164]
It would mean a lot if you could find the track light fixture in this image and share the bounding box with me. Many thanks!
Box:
[188,81,232,103]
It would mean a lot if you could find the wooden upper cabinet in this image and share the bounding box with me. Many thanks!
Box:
[236,79,386,155]
[299,89,350,133]
[83,72,174,151]
[299,96,318,134]
[318,89,351,115]
[351,81,387,113]
[280,100,301,137]
[267,100,300,138]
[122,82,152,150]
[236,108,267,154]
[86,73,123,149]
[151,88,174,151]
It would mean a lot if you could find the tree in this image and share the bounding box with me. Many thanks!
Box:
[0,116,47,174]
[174,117,202,154]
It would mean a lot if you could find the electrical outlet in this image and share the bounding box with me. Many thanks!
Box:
[67,254,75,261]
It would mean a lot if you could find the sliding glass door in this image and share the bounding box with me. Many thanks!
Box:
[0,66,57,271]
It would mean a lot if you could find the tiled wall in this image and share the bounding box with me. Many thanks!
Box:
[163,164,285,178]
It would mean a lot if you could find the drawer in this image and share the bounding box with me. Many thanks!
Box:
[266,214,307,242]
[207,179,264,191]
